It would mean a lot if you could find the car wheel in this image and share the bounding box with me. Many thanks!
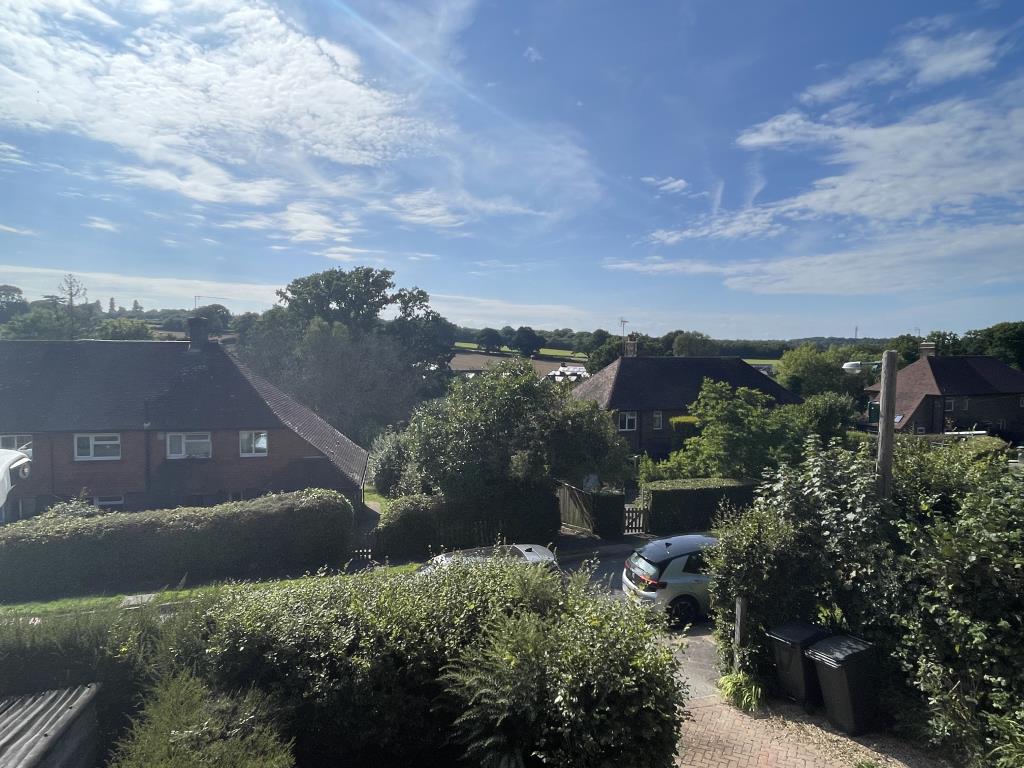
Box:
[668,596,700,628]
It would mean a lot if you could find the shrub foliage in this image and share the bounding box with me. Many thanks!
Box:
[0,489,354,602]
[708,437,1024,765]
[644,478,755,536]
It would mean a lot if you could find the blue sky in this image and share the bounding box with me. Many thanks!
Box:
[1,0,1022,337]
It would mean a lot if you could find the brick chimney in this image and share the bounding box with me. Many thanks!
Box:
[187,316,210,351]
[919,341,937,359]
[624,334,638,357]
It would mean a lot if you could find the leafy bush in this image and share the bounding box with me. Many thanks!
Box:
[893,471,1024,764]
[39,497,109,518]
[718,671,764,712]
[0,490,354,602]
[644,478,755,535]
[200,561,685,767]
[709,437,1024,765]
[0,597,217,757]
[110,673,294,768]
[376,494,441,560]
[367,429,407,498]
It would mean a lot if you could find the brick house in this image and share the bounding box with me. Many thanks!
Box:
[0,319,367,522]
[570,356,800,459]
[865,348,1024,441]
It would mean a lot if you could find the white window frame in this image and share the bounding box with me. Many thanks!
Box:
[652,411,664,430]
[915,425,926,434]
[0,434,32,451]
[945,397,955,412]
[74,433,121,461]
[166,432,212,460]
[618,411,637,432]
[962,397,969,411]
[93,495,125,509]
[239,430,269,457]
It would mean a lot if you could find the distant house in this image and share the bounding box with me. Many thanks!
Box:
[570,355,800,459]
[0,318,367,522]
[866,345,1024,441]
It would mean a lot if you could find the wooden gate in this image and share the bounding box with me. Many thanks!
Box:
[557,482,594,532]
[624,506,649,534]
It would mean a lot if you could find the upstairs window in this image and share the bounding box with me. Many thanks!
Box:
[945,397,955,412]
[652,411,664,430]
[167,432,212,459]
[239,430,269,457]
[618,411,637,432]
[75,434,121,461]
[0,434,32,451]
[962,397,969,411]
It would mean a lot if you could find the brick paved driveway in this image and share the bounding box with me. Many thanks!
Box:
[674,625,953,768]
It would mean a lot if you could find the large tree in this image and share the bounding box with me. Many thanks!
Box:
[0,285,28,323]
[476,327,503,353]
[512,326,544,357]
[774,343,871,399]
[672,330,718,357]
[401,359,629,500]
[238,268,455,444]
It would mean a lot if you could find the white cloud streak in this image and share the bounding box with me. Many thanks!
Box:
[0,223,36,235]
[641,176,689,194]
[83,216,119,232]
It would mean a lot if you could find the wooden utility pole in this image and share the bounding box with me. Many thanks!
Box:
[876,350,898,500]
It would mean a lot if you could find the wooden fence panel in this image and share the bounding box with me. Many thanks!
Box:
[557,482,594,532]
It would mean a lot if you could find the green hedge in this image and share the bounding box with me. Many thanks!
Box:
[644,478,755,535]
[376,482,560,561]
[0,490,354,603]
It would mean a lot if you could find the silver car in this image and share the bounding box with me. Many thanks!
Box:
[621,534,717,626]
[419,543,557,573]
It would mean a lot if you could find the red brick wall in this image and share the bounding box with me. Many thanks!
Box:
[7,427,358,515]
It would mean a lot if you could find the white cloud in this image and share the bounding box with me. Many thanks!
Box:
[649,207,784,243]
[0,223,36,235]
[1,263,279,311]
[523,46,543,63]
[374,188,544,229]
[641,176,689,195]
[0,0,434,205]
[737,85,1024,224]
[220,202,358,243]
[616,221,1024,295]
[801,25,1010,103]
[83,216,118,232]
[0,142,29,166]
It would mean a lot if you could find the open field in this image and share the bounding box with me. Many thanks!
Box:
[743,358,781,366]
[454,341,587,359]
[450,351,566,376]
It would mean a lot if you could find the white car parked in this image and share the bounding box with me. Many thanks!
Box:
[622,534,717,626]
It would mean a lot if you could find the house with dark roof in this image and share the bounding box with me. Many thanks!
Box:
[0,318,367,522]
[570,355,800,458]
[865,347,1024,441]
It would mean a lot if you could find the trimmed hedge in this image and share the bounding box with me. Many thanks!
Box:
[644,478,755,535]
[376,482,560,561]
[0,490,354,603]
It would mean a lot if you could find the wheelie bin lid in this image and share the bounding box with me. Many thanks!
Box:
[765,621,831,648]
[805,634,874,668]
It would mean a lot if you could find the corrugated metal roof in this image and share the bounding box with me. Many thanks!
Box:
[0,684,100,767]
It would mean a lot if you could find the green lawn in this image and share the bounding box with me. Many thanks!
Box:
[0,566,420,619]
[363,484,388,512]
[743,358,781,366]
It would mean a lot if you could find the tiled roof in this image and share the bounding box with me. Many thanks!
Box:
[0,340,367,486]
[570,356,801,411]
[867,355,1024,397]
